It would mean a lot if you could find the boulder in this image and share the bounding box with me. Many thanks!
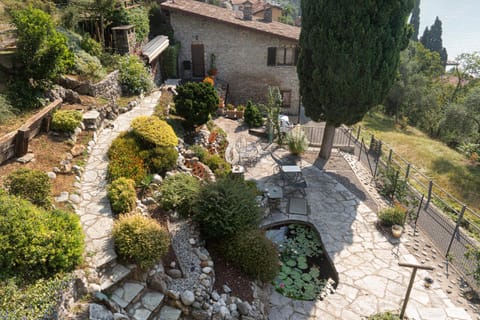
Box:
[181,290,195,306]
[89,303,113,320]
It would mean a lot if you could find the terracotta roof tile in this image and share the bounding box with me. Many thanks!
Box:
[161,0,299,41]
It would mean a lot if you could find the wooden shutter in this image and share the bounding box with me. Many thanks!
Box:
[294,46,300,65]
[267,47,277,66]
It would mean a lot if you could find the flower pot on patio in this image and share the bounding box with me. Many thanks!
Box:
[391,224,403,238]
[225,109,236,119]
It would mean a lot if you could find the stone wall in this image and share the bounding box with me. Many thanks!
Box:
[170,12,300,115]
[59,70,122,99]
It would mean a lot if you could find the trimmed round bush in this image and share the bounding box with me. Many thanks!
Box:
[108,133,147,184]
[113,214,170,268]
[0,192,84,280]
[108,178,137,214]
[194,177,261,239]
[131,116,178,147]
[51,110,83,132]
[378,204,406,226]
[141,145,178,174]
[6,168,52,208]
[243,101,264,128]
[220,230,280,282]
[173,82,219,127]
[159,173,201,218]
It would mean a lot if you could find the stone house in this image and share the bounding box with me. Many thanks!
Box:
[161,0,300,116]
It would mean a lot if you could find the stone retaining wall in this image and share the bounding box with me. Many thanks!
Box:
[59,71,122,99]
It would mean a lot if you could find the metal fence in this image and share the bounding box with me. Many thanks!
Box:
[338,125,480,290]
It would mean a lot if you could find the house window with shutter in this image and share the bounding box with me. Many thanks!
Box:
[267,46,298,66]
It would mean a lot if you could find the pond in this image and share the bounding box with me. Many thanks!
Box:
[265,223,338,301]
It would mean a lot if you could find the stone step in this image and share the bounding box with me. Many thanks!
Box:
[99,263,132,291]
[110,281,145,309]
[127,290,165,320]
[152,305,182,320]
[410,306,472,320]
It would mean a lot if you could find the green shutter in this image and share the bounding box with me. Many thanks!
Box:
[267,47,276,66]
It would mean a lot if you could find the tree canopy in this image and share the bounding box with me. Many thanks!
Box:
[420,16,448,65]
[298,0,413,158]
[410,0,420,41]
[12,6,73,84]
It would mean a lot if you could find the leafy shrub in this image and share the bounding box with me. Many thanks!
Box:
[74,50,106,81]
[131,116,178,147]
[140,146,178,174]
[220,230,279,282]
[377,166,407,201]
[285,125,309,155]
[243,100,264,128]
[367,312,401,320]
[125,7,150,44]
[0,192,84,280]
[204,154,231,178]
[378,204,406,226]
[113,214,170,268]
[159,173,201,218]
[7,79,45,110]
[194,177,261,239]
[6,168,52,208]
[0,94,17,124]
[108,133,147,184]
[80,34,102,57]
[108,178,137,214]
[173,82,219,127]
[0,274,73,319]
[51,109,83,132]
[190,144,208,162]
[118,55,153,95]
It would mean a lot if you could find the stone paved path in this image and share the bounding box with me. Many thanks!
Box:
[76,91,162,269]
[214,118,473,320]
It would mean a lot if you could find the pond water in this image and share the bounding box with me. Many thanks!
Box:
[265,223,338,301]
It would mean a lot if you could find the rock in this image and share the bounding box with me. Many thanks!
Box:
[55,192,70,203]
[167,290,180,300]
[142,197,157,205]
[70,194,81,204]
[181,290,195,306]
[222,285,232,294]
[191,309,209,320]
[202,267,212,274]
[198,253,209,261]
[71,145,86,157]
[16,153,35,164]
[167,269,182,279]
[149,274,169,293]
[89,303,113,320]
[94,291,109,302]
[113,314,129,320]
[237,302,250,316]
[152,174,163,184]
[211,291,220,301]
[47,172,57,179]
[189,238,197,245]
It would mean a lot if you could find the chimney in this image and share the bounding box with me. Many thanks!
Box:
[243,1,252,21]
[263,4,272,22]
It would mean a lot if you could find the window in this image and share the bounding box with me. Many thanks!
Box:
[267,46,298,66]
[281,90,291,108]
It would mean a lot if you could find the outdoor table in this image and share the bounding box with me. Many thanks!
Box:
[280,165,303,185]
[266,186,283,211]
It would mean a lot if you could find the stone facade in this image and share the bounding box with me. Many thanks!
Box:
[59,70,122,99]
[168,12,300,115]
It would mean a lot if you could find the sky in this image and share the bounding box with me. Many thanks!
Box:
[420,0,480,60]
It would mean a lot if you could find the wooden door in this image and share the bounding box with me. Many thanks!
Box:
[191,44,205,78]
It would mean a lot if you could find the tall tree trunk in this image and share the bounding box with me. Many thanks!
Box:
[319,121,336,159]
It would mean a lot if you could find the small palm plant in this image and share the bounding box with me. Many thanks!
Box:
[285,125,309,155]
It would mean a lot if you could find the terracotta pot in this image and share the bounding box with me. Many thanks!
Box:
[225,110,236,119]
[391,224,403,238]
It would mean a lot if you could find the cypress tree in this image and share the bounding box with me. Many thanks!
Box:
[420,16,448,65]
[410,0,420,41]
[297,0,413,159]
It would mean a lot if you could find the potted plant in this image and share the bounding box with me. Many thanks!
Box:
[424,276,433,288]
[235,105,245,119]
[225,104,236,119]
[391,224,403,238]
[217,97,225,115]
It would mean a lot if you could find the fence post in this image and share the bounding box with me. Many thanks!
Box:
[425,181,433,209]
[347,128,352,148]
[413,195,425,235]
[358,138,364,161]
[388,149,393,164]
[369,135,375,151]
[405,163,411,181]
[15,128,30,158]
[356,125,361,141]
[445,205,467,258]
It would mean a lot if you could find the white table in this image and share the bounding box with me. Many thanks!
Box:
[280,165,303,185]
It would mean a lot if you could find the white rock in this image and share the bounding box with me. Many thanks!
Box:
[202,267,212,274]
[181,290,195,306]
[222,285,232,293]
[47,172,57,179]
[189,238,196,245]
